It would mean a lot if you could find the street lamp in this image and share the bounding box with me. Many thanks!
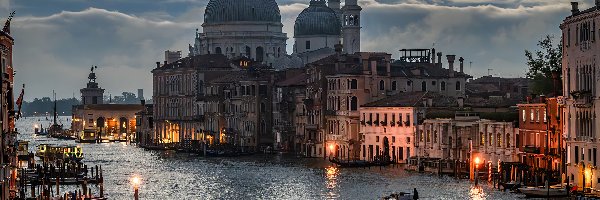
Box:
[131,175,141,200]
[474,157,481,186]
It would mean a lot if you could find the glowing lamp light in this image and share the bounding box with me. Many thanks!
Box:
[474,157,480,165]
[329,144,335,151]
[131,176,141,188]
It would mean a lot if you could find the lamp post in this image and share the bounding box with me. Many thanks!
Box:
[475,157,480,186]
[131,176,141,200]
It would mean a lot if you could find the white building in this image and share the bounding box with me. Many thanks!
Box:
[561,1,600,190]
[358,92,427,163]
[293,0,342,64]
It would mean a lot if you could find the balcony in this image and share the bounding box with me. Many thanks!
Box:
[571,90,592,108]
[326,134,346,141]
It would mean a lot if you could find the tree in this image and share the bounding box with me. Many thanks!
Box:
[524,35,562,96]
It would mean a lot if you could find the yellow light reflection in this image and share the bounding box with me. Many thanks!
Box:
[469,186,486,200]
[325,166,339,199]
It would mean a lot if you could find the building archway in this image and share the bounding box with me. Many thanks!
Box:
[96,117,105,138]
[215,47,222,54]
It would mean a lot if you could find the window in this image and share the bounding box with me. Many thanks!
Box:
[522,109,526,122]
[407,137,411,143]
[215,47,222,54]
[350,96,358,111]
[497,133,502,147]
[595,148,598,166]
[362,145,366,157]
[441,81,446,91]
[391,114,396,127]
[375,114,380,126]
[456,81,461,91]
[407,81,412,86]
[432,81,436,86]
[506,133,511,147]
[306,41,311,50]
[536,109,540,122]
[530,109,534,121]
[376,136,380,142]
[350,79,358,89]
[245,46,251,57]
[433,131,438,143]
[421,81,427,91]
[392,81,397,91]
[398,114,403,126]
[379,80,385,90]
[406,114,410,126]
[543,110,547,123]
[488,133,493,146]
[392,136,396,143]
[480,132,485,145]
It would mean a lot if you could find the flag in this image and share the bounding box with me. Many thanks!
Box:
[15,84,24,119]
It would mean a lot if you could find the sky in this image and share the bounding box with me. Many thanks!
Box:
[0,0,589,101]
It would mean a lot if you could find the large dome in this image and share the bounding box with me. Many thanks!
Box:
[204,0,282,24]
[294,0,341,37]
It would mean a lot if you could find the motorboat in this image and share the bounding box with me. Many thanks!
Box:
[518,187,568,198]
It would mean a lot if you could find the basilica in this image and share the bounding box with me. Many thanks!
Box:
[188,0,362,69]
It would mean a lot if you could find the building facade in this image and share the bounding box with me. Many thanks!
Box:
[561,2,600,190]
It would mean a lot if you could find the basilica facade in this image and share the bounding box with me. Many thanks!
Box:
[188,0,362,68]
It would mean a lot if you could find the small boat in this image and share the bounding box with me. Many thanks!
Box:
[518,187,568,198]
[329,157,393,168]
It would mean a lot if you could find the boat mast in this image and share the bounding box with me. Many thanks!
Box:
[53,90,57,126]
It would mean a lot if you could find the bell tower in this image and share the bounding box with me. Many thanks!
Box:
[342,0,361,54]
[80,66,105,105]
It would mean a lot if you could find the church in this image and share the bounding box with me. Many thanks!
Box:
[188,0,362,69]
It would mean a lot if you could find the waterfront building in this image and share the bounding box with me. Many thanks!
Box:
[273,69,307,152]
[199,62,276,150]
[135,101,153,147]
[319,48,470,159]
[466,75,530,107]
[561,1,600,190]
[72,68,145,142]
[517,97,563,174]
[0,12,18,197]
[152,54,235,147]
[416,112,519,168]
[358,92,430,163]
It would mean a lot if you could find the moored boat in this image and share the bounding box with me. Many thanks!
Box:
[518,187,568,198]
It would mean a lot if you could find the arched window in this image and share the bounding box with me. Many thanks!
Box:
[488,133,493,146]
[441,81,446,91]
[215,47,222,55]
[456,81,461,91]
[379,80,385,90]
[392,81,397,91]
[506,133,511,147]
[256,46,264,62]
[433,131,438,143]
[245,46,251,57]
[350,96,358,111]
[480,132,485,145]
[421,81,427,91]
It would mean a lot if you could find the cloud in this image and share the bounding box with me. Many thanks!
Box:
[12,8,198,100]
[9,0,591,100]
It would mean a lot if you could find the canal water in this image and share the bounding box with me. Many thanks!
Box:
[17,117,522,200]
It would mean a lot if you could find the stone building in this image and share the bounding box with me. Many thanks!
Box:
[293,0,342,64]
[517,97,563,173]
[189,0,287,64]
[0,12,18,197]
[135,101,153,147]
[72,69,145,142]
[561,1,600,190]
[273,69,307,152]
[358,92,430,163]
[198,63,275,150]
[151,54,234,147]
[317,48,471,159]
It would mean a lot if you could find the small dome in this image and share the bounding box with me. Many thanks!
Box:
[294,0,341,37]
[204,0,281,24]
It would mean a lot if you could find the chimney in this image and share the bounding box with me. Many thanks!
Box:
[156,62,161,68]
[140,99,146,106]
[370,60,377,75]
[572,2,579,15]
[386,56,391,77]
[431,48,436,64]
[437,52,443,65]
[447,55,456,77]
[164,61,168,66]
[459,57,465,73]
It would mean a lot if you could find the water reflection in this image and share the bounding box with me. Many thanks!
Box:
[470,186,486,200]
[325,166,339,199]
